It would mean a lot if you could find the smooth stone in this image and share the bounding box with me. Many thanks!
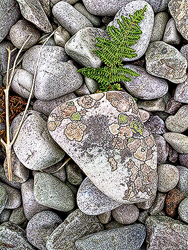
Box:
[0,0,20,42]
[163,18,181,45]
[109,1,154,62]
[9,205,26,225]
[85,77,98,94]
[137,98,166,112]
[0,182,21,209]
[11,110,65,170]
[9,19,41,50]
[97,211,112,224]
[149,192,166,215]
[104,220,124,230]
[150,12,169,42]
[46,209,104,250]
[51,0,79,4]
[157,164,179,192]
[146,216,188,249]
[168,146,179,164]
[26,211,62,250]
[75,224,146,250]
[176,165,188,197]
[153,135,169,164]
[179,154,188,168]
[21,179,48,220]
[164,133,188,154]
[52,2,93,35]
[0,184,8,214]
[16,0,53,33]
[66,161,83,185]
[146,41,187,84]
[0,209,11,223]
[54,26,71,47]
[144,115,167,135]
[0,222,35,249]
[145,0,171,13]
[34,172,75,211]
[136,194,155,210]
[178,198,188,223]
[74,84,90,96]
[65,27,109,68]
[122,65,168,100]
[48,91,158,204]
[165,97,182,115]
[77,177,121,215]
[174,79,188,104]
[180,45,188,63]
[39,34,56,46]
[112,204,139,224]
[0,164,21,189]
[165,105,188,133]
[139,109,150,123]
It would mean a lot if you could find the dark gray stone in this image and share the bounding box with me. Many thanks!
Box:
[145,0,171,13]
[0,182,21,209]
[0,184,8,214]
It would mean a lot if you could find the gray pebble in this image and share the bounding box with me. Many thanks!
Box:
[0,184,8,214]
[42,159,67,182]
[0,209,11,223]
[104,220,124,230]
[180,44,188,63]
[139,109,150,123]
[85,77,98,93]
[176,165,188,197]
[144,115,167,134]
[174,79,188,104]
[66,162,83,186]
[138,210,149,224]
[150,12,169,42]
[163,18,181,45]
[39,0,51,17]
[54,26,71,47]
[9,205,27,225]
[179,154,188,168]
[51,0,79,5]
[74,83,90,96]
[137,98,166,112]
[0,163,21,189]
[165,97,182,115]
[178,198,188,223]
[153,135,169,164]
[145,0,171,13]
[0,182,21,209]
[164,133,188,154]
[97,211,111,225]
[112,204,139,224]
[149,192,166,215]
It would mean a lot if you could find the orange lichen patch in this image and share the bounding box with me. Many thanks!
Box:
[109,157,117,171]
[64,121,86,142]
[77,95,96,109]
[109,123,119,135]
[118,126,133,140]
[60,102,77,119]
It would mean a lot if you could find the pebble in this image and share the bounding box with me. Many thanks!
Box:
[146,41,187,84]
[150,12,169,42]
[104,220,124,230]
[42,159,66,182]
[48,91,158,204]
[52,2,93,35]
[144,115,167,135]
[46,209,104,250]
[145,0,171,13]
[164,133,188,154]
[16,0,53,33]
[174,78,188,104]
[176,165,188,197]
[97,211,111,224]
[34,172,75,211]
[66,161,83,185]
[65,27,109,68]
[165,97,182,115]
[74,84,91,96]
[54,26,71,47]
[149,192,166,215]
[51,0,79,5]
[0,182,21,209]
[153,135,169,164]
[165,188,185,217]
[39,0,51,17]
[163,18,181,45]
[122,65,168,100]
[9,19,41,50]
[0,209,11,223]
[0,184,8,214]
[136,194,156,210]
[77,177,121,215]
[168,147,179,164]
[109,1,154,62]
[180,45,188,63]
[179,154,188,168]
[139,109,150,123]
[0,163,21,189]
[0,0,20,43]
[9,206,27,225]
[85,77,99,93]
[178,198,188,224]
[138,210,149,224]
[137,98,166,112]
[112,204,139,224]
[75,224,146,250]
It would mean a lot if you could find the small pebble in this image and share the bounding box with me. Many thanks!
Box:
[174,79,188,104]
[66,162,83,186]
[0,209,11,223]
[165,98,182,115]
[179,154,188,168]
[178,198,188,223]
[168,146,179,163]
[9,206,27,225]
[163,18,181,45]
[54,26,71,47]
[153,135,169,164]
[112,204,139,225]
[176,165,188,197]
[149,192,166,215]
[97,211,111,225]
[144,115,167,134]
[164,133,188,154]
[150,12,169,42]
[74,84,91,96]
[137,98,166,112]
[85,77,99,94]
[0,182,21,209]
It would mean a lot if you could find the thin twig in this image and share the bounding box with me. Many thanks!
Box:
[42,157,72,174]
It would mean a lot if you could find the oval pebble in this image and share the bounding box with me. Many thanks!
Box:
[178,198,188,223]
[112,204,139,225]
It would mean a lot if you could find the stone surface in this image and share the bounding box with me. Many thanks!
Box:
[52,2,93,35]
[9,205,26,225]
[122,65,168,100]
[149,192,166,215]
[0,184,8,214]
[146,41,187,84]
[109,1,154,62]
[180,45,188,63]
[85,77,99,94]
[39,0,51,17]
[0,209,11,223]
[178,198,188,224]
[16,0,53,33]
[26,211,62,250]
[104,220,124,230]
[174,79,188,104]
[165,97,182,115]
[163,18,181,45]
[136,194,155,210]
[97,211,111,224]
[0,182,21,209]
[41,159,66,182]
[138,210,149,224]
[66,161,83,185]
[164,133,188,154]
[75,224,146,250]
[139,109,150,123]
[179,154,188,168]
[137,98,166,112]
[176,165,188,197]
[54,26,71,47]
[150,12,169,42]
[46,209,103,250]
[48,91,158,204]
[168,146,179,163]
[145,0,171,13]
[112,204,139,224]
[153,135,169,164]
[51,0,79,4]
[144,115,167,135]
[74,84,90,96]
[0,164,21,189]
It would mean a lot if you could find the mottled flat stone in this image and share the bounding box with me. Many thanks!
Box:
[48,91,158,204]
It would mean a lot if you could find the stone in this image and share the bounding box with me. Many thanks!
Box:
[39,0,51,17]
[10,19,41,50]
[48,91,158,204]
[146,41,187,84]
[144,115,167,135]
[112,204,139,224]
[136,194,156,210]
[54,26,71,47]
[26,211,62,250]
[165,188,185,217]
[9,206,26,225]
[0,222,35,249]
[164,133,188,154]
[65,27,109,68]
[139,109,150,123]
[163,18,181,45]
[153,135,169,164]
[77,177,121,215]
[34,172,75,212]
[52,2,93,35]
[39,34,56,46]
[179,154,188,168]
[169,0,188,40]
[180,45,188,63]
[46,209,103,250]
[176,165,188,197]
[0,209,11,223]
[122,65,168,100]
[168,146,179,163]
[149,192,166,215]
[16,0,53,33]
[0,184,8,214]
[138,210,149,224]
[51,0,79,4]
[137,98,166,112]
[0,0,20,42]
[41,159,66,182]
[97,211,111,224]
[75,224,146,250]
[85,77,99,94]
[66,161,83,185]
[104,220,124,230]
[74,84,90,96]
[0,164,21,189]
[178,198,188,224]
[174,79,188,104]
[165,105,188,133]
[0,182,21,209]
[165,97,182,115]
[150,12,169,42]
[109,1,154,61]
[145,0,171,13]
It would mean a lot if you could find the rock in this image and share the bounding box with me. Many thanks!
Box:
[174,79,188,104]
[179,154,188,168]
[65,27,109,68]
[41,159,66,182]
[51,0,79,4]
[180,45,188,63]
[109,1,154,61]
[165,97,182,115]
[122,65,168,100]
[150,12,169,42]
[85,77,99,94]
[145,0,171,13]
[144,115,167,135]
[153,135,169,164]
[9,206,26,225]
[75,224,146,250]
[0,222,35,249]
[39,34,56,46]
[0,184,8,214]
[0,209,11,223]
[169,0,188,40]
[46,209,103,250]
[165,105,188,133]
[146,215,188,249]
[163,18,181,45]
[0,164,21,189]
[136,194,155,210]
[66,161,83,185]
[149,192,166,215]
[137,98,166,111]
[52,2,93,35]
[0,0,20,42]
[48,91,158,204]
[104,220,124,230]
[176,165,188,197]
[97,211,111,224]
[138,210,149,224]
[16,0,53,33]
[165,188,185,217]
[146,41,187,84]
[26,211,62,250]
[54,26,71,47]
[112,204,139,224]
[178,198,188,223]
[34,172,75,212]
[77,177,121,215]
[164,133,188,154]
[39,0,51,17]
[168,146,179,163]
[139,109,150,123]
[0,182,21,209]
[10,19,41,50]
[74,84,90,96]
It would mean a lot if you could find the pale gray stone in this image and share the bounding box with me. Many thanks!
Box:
[112,204,139,224]
[153,135,169,164]
[150,12,169,42]
[176,165,188,197]
[0,182,21,209]
[164,133,188,154]
[0,184,8,214]
[85,77,98,93]
[163,18,181,45]
[9,206,26,225]
[97,211,111,224]
[137,98,166,111]
[149,192,166,215]
[66,162,83,185]
[54,26,71,47]
[178,198,188,223]
[174,78,188,104]
[139,109,150,123]
[74,84,90,96]
[145,0,171,13]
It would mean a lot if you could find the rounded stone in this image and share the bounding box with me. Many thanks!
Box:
[144,115,167,134]
[54,26,71,47]
[176,165,188,197]
[97,211,111,224]
[178,198,188,223]
[137,98,166,112]
[153,135,169,164]
[139,109,150,123]
[179,154,188,168]
[149,192,166,215]
[9,206,26,225]
[0,184,8,214]
[163,18,181,45]
[164,133,188,154]
[150,12,169,42]
[74,84,90,96]
[112,204,139,224]
[0,182,21,209]
[174,79,188,104]
[85,77,99,93]
[66,162,83,186]
[0,209,11,223]
[145,0,171,13]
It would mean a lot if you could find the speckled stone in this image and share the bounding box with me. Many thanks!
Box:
[145,0,171,13]
[136,194,156,210]
[146,41,187,84]
[153,135,169,164]
[137,98,166,112]
[179,154,188,168]
[39,0,51,17]
[0,209,11,223]
[112,204,139,224]
[168,146,179,163]
[46,209,103,250]
[97,211,111,224]
[42,159,66,182]
[0,164,21,189]
[138,210,149,224]
[9,206,26,225]
[180,45,188,63]
[0,182,21,209]
[74,83,91,96]
[144,115,167,135]
[66,162,83,185]
[104,220,124,230]
[174,79,188,104]
[178,198,188,223]
[0,184,8,214]
[85,77,99,94]
[54,26,71,47]
[164,133,188,154]
[163,18,181,45]
[150,12,169,42]
[149,192,166,215]
[176,165,188,197]
[165,98,182,115]
[139,109,150,123]
[48,91,158,204]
